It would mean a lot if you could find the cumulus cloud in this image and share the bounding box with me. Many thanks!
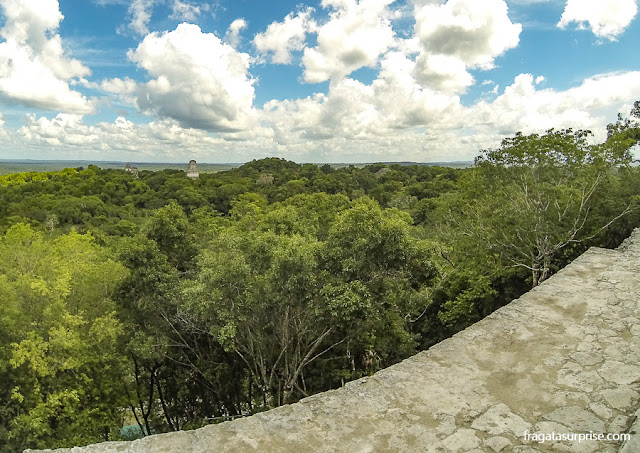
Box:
[128,23,257,132]
[16,112,279,161]
[413,53,475,94]
[260,66,640,161]
[558,0,638,40]
[15,69,640,163]
[371,51,464,129]
[0,110,7,138]
[302,0,396,83]
[96,77,137,95]
[226,18,247,48]
[81,76,138,106]
[414,0,521,68]
[170,0,201,22]
[254,8,316,64]
[19,113,219,155]
[262,50,462,145]
[20,113,100,147]
[0,0,93,113]
[468,71,640,142]
[6,0,640,164]
[124,0,157,36]
[117,0,210,36]
[412,0,521,93]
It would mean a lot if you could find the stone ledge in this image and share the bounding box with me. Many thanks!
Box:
[27,229,640,453]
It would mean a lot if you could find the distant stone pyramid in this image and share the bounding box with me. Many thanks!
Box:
[186,160,199,179]
[124,163,138,177]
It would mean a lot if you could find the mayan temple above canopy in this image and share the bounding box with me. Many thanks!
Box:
[186,160,199,179]
[124,163,138,177]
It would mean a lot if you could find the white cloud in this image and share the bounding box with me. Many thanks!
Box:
[128,23,257,132]
[468,71,640,142]
[126,0,157,36]
[262,51,462,145]
[253,8,316,64]
[170,0,201,22]
[372,51,464,130]
[0,111,7,138]
[97,77,137,95]
[81,76,138,106]
[302,0,396,83]
[82,76,137,95]
[20,113,99,146]
[412,0,521,93]
[414,0,521,68]
[226,18,247,48]
[14,69,640,163]
[0,0,94,113]
[120,0,211,36]
[19,113,219,156]
[16,112,279,161]
[558,0,638,40]
[260,66,640,161]
[413,53,475,94]
[5,1,640,164]
[1,0,62,49]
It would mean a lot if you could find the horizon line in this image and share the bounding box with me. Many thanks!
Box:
[0,158,474,165]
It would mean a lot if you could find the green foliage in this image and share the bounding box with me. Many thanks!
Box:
[1,107,639,449]
[141,201,197,272]
[0,168,77,187]
[417,108,640,346]
[178,196,437,407]
[436,273,497,332]
[450,127,637,286]
[0,225,127,451]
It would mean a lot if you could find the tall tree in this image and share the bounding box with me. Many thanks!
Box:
[441,123,638,287]
[0,225,127,451]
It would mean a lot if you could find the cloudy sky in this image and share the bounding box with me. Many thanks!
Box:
[0,0,638,163]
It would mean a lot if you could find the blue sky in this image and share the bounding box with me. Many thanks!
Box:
[0,0,638,163]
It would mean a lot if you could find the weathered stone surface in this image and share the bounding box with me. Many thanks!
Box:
[619,407,640,453]
[26,230,640,453]
[570,351,604,367]
[483,436,512,452]
[471,403,531,437]
[603,389,640,411]
[432,429,480,452]
[542,406,605,433]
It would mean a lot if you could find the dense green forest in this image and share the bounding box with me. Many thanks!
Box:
[1,105,639,451]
